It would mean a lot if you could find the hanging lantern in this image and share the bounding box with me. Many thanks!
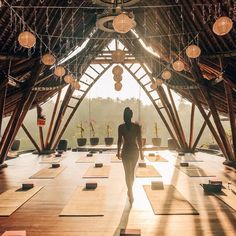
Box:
[18,31,36,49]
[113,74,123,82]
[114,82,122,91]
[161,70,172,80]
[54,66,66,77]
[186,44,201,58]
[64,74,74,83]
[172,60,185,72]
[213,16,233,36]
[42,53,56,66]
[156,79,163,86]
[112,65,123,75]
[112,49,126,63]
[150,82,158,90]
[112,13,134,34]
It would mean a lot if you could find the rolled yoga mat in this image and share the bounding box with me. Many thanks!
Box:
[83,165,110,178]
[60,186,106,216]
[136,165,161,178]
[29,166,66,179]
[0,186,44,216]
[143,185,199,215]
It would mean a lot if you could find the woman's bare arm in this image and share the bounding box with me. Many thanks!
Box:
[137,125,144,160]
[117,125,122,159]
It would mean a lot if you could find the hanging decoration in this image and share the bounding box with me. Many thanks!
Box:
[112,12,135,34]
[213,16,233,36]
[42,53,56,66]
[172,59,185,72]
[112,65,123,75]
[64,74,74,83]
[115,82,122,91]
[54,66,66,77]
[113,74,122,82]
[161,70,172,80]
[112,49,126,63]
[186,44,201,58]
[18,31,36,48]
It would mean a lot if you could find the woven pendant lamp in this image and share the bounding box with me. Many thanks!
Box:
[18,31,36,48]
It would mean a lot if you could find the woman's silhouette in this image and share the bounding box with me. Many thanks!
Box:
[117,107,143,204]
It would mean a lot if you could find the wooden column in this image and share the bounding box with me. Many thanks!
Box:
[224,81,236,159]
[36,105,45,151]
[189,104,195,148]
[0,63,43,164]
[0,85,7,136]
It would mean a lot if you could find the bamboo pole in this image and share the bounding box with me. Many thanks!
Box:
[224,81,236,159]
[191,111,211,151]
[45,90,61,149]
[21,124,41,153]
[189,103,195,148]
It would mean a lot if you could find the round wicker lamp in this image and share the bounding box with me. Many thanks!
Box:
[54,66,66,77]
[161,70,172,80]
[112,13,134,34]
[42,54,56,66]
[114,82,122,91]
[18,31,36,49]
[213,16,233,36]
[186,44,201,58]
[172,60,185,72]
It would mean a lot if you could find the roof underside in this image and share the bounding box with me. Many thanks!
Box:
[0,0,236,116]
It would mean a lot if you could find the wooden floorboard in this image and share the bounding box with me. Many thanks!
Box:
[0,150,235,236]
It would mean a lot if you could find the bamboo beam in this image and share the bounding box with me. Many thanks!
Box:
[21,124,41,153]
[0,63,43,164]
[45,90,61,149]
[37,105,45,151]
[224,81,236,159]
[167,87,188,149]
[191,111,211,151]
[0,85,7,136]
[189,103,195,148]
[190,90,229,159]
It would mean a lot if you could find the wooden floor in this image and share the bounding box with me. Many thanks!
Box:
[0,150,235,236]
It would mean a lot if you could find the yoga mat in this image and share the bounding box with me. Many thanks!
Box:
[30,166,66,179]
[76,156,96,163]
[39,156,62,164]
[176,166,216,177]
[0,186,43,216]
[60,186,106,216]
[83,165,110,178]
[214,187,236,211]
[146,155,168,162]
[136,165,161,178]
[111,156,122,163]
[143,185,199,215]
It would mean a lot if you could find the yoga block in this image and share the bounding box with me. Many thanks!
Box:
[178,152,185,156]
[90,150,97,154]
[87,153,93,157]
[180,162,189,167]
[95,163,103,168]
[55,153,61,157]
[151,181,164,190]
[138,162,146,168]
[99,150,103,153]
[86,182,97,190]
[209,180,222,185]
[72,148,77,152]
[148,153,155,157]
[58,150,63,154]
[52,163,60,168]
[22,183,34,190]
[2,231,26,236]
[120,229,141,236]
[202,183,222,193]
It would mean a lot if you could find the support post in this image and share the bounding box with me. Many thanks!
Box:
[189,103,195,148]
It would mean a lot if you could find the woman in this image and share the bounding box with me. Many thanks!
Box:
[117,107,143,204]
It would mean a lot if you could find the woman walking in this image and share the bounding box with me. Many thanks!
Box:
[117,107,143,204]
